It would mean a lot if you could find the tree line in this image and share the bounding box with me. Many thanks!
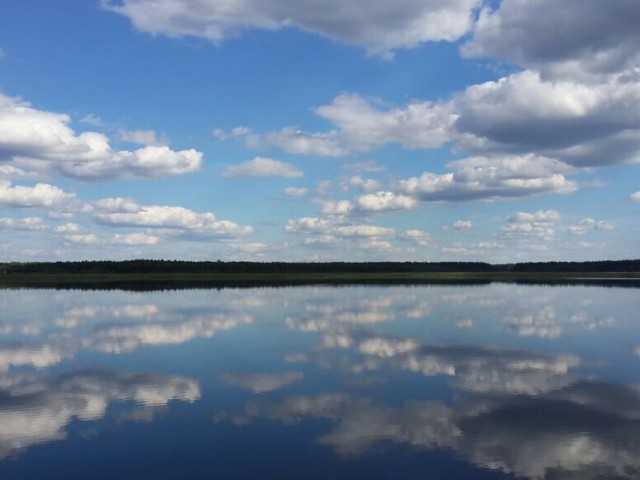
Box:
[1,259,639,275]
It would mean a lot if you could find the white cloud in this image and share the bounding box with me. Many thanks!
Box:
[118,129,169,146]
[260,128,345,157]
[53,223,81,233]
[453,70,640,167]
[65,234,100,245]
[321,200,354,216]
[283,187,308,197]
[102,0,480,57]
[236,69,640,178]
[399,154,576,202]
[0,217,47,231]
[112,233,161,245]
[228,242,269,254]
[221,157,303,178]
[0,181,79,209]
[73,145,202,180]
[285,217,332,234]
[347,176,382,193]
[463,0,640,79]
[225,94,455,157]
[93,199,254,238]
[0,48,5,58]
[313,94,454,151]
[335,225,394,237]
[0,93,202,180]
[631,192,640,202]
[502,210,561,239]
[303,235,340,247]
[397,229,432,246]
[358,239,393,251]
[453,220,473,231]
[475,241,505,249]
[509,211,562,223]
[568,218,614,235]
[356,191,417,212]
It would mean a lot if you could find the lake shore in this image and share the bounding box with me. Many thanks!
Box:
[2,271,639,290]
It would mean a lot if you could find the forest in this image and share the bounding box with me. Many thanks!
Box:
[1,259,639,275]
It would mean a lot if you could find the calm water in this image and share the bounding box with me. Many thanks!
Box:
[0,284,639,479]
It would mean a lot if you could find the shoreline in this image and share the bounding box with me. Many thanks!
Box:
[2,271,639,290]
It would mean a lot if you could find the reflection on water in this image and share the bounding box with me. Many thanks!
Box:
[0,285,638,479]
[0,370,199,459]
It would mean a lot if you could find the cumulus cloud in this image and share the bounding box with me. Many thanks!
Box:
[463,0,640,80]
[453,70,640,167]
[501,210,561,239]
[221,157,303,178]
[320,200,354,216]
[631,192,640,202]
[225,68,640,174]
[509,210,562,223]
[397,229,432,246]
[567,218,614,235]
[112,232,161,245]
[0,181,79,210]
[285,217,332,234]
[355,191,417,212]
[102,0,480,57]
[335,225,394,237]
[0,93,202,180]
[223,94,455,157]
[53,223,81,233]
[453,220,473,231]
[399,155,576,202]
[93,198,254,238]
[65,233,100,245]
[0,217,47,231]
[347,176,382,193]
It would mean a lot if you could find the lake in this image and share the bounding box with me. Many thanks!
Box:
[0,283,638,479]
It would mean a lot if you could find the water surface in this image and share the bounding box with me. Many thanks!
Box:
[0,284,639,479]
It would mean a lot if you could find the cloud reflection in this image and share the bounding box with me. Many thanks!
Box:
[221,372,304,393]
[0,298,254,372]
[217,377,640,479]
[0,370,200,459]
[216,315,640,479]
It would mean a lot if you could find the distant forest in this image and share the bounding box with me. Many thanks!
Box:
[1,259,639,275]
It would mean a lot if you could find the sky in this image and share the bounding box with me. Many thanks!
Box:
[0,0,639,262]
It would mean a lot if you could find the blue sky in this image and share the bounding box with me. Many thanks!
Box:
[0,0,639,262]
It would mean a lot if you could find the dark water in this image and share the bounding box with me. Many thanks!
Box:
[0,284,639,479]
